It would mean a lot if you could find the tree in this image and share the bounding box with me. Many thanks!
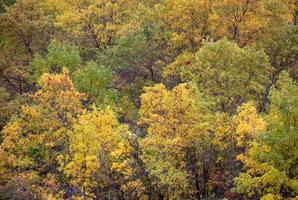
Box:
[164,39,271,113]
[0,69,85,199]
[152,0,216,54]
[31,40,120,110]
[259,25,298,111]
[138,83,216,199]
[102,32,162,83]
[32,40,81,81]
[151,0,295,55]
[213,0,295,46]
[73,62,118,107]
[211,102,266,199]
[0,0,55,94]
[0,0,54,57]
[100,32,164,109]
[0,87,23,130]
[0,0,15,13]
[234,72,298,199]
[54,0,138,51]
[58,107,133,199]
[232,102,266,149]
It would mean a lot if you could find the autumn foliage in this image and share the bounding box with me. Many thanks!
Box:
[0,0,297,199]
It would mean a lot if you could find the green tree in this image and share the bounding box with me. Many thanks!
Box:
[100,32,164,108]
[32,40,81,80]
[165,39,271,112]
[259,25,298,111]
[73,62,118,107]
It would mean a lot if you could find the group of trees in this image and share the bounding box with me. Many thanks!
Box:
[0,0,297,199]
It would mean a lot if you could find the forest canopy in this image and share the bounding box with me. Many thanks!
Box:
[0,0,297,200]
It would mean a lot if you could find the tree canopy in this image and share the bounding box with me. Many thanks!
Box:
[0,0,297,199]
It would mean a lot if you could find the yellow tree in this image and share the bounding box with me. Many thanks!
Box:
[152,0,295,55]
[58,107,134,199]
[138,83,215,199]
[153,0,216,53]
[54,0,138,51]
[214,0,295,46]
[213,101,266,159]
[0,0,55,94]
[232,102,266,149]
[0,69,85,199]
[209,101,266,198]
[0,0,54,56]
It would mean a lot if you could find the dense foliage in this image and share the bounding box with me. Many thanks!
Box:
[0,0,297,199]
